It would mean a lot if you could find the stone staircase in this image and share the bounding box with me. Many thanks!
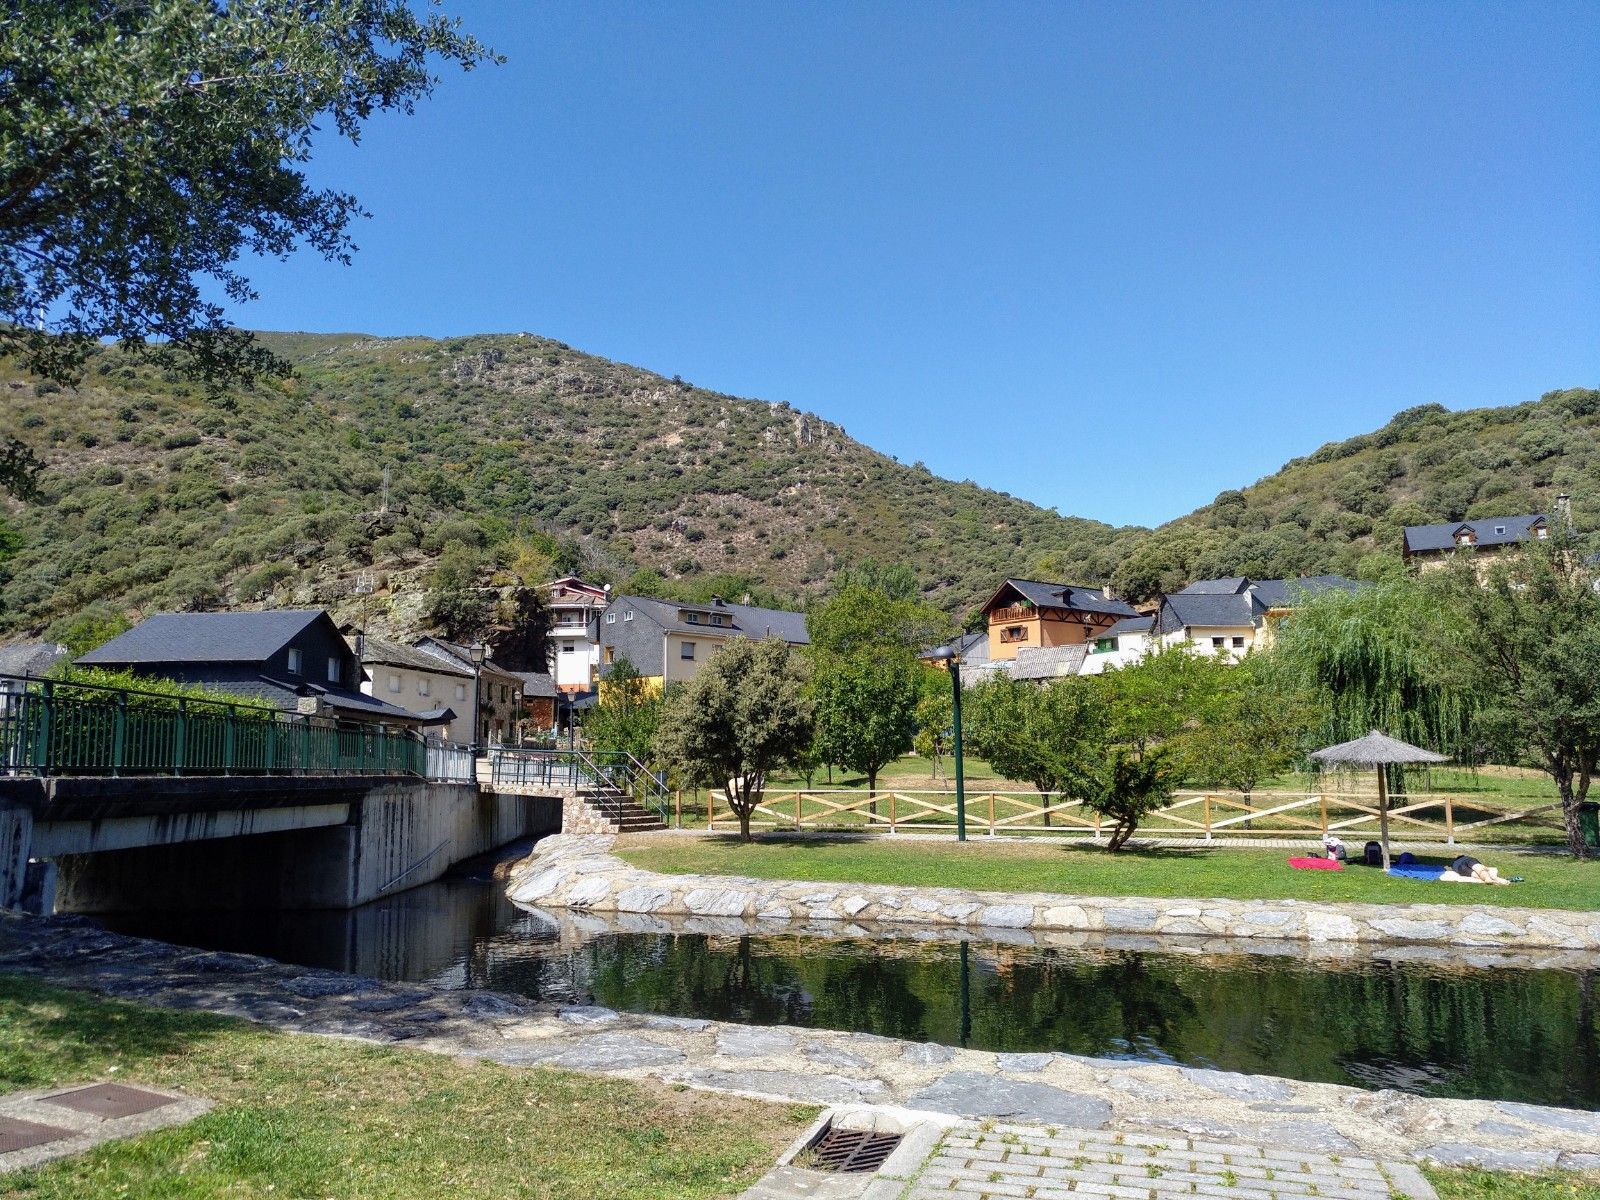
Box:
[565,787,668,835]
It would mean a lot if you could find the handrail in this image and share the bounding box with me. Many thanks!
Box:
[490,745,671,823]
[0,673,429,778]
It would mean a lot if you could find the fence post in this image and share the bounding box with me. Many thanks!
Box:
[112,693,126,777]
[33,681,53,773]
[1445,795,1455,846]
[175,698,187,775]
[707,787,715,830]
[1203,794,1212,841]
[888,791,896,833]
[1319,792,1328,834]
[222,704,236,776]
[988,793,996,836]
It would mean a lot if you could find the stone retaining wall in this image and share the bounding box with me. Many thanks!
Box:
[507,834,1600,952]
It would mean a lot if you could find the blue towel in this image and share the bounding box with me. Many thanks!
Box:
[1387,864,1446,881]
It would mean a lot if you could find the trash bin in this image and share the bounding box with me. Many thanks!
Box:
[1579,802,1600,850]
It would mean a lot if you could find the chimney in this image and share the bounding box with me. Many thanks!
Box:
[1102,583,1114,601]
[1555,493,1573,530]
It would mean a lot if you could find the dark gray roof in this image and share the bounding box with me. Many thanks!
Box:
[512,671,558,699]
[922,630,990,665]
[1156,592,1258,633]
[994,579,1137,619]
[1096,615,1153,639]
[608,595,810,643]
[78,610,326,666]
[1175,577,1249,595]
[360,636,473,677]
[1403,514,1548,554]
[242,675,430,723]
[413,636,520,681]
[1246,575,1366,608]
[0,641,69,677]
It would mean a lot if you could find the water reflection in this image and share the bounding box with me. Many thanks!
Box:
[98,871,1600,1110]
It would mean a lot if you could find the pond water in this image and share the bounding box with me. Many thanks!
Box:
[97,857,1600,1111]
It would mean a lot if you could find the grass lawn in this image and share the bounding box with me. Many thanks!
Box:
[1426,1165,1600,1198]
[0,975,812,1200]
[617,834,1600,911]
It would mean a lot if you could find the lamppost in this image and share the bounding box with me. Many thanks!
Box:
[930,644,967,841]
[469,641,487,756]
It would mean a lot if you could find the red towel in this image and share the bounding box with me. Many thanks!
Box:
[1288,856,1343,871]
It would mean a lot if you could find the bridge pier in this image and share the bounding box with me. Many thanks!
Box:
[2,777,559,914]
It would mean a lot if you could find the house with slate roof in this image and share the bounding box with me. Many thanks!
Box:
[1147,575,1366,661]
[1079,615,1154,675]
[978,579,1138,663]
[354,634,471,742]
[599,594,809,690]
[77,610,430,726]
[413,636,526,746]
[1402,499,1564,572]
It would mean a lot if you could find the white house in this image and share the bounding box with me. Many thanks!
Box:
[546,576,608,696]
[1080,615,1154,675]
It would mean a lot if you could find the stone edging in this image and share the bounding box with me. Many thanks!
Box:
[507,834,1600,952]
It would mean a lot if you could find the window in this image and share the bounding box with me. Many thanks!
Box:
[454,683,468,701]
[500,685,507,702]
[388,674,402,694]
[623,610,634,622]
[417,679,431,697]
[286,648,302,674]
[1231,636,1245,649]
[1000,625,1028,644]
[1536,526,1549,538]
[1093,638,1114,654]
[713,615,724,626]
[606,612,616,624]
[604,647,615,663]
[1494,525,1506,535]
[686,613,699,624]
[681,641,696,660]
[561,643,574,653]
[1211,637,1225,648]
[327,656,342,684]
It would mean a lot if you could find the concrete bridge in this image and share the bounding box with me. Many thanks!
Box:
[0,675,561,914]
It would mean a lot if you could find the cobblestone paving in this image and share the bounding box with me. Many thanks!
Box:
[908,1122,1436,1199]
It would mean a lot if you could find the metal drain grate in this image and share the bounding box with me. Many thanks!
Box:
[0,1116,73,1155]
[804,1126,903,1173]
[42,1084,177,1120]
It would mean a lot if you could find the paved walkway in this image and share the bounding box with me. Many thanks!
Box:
[911,1121,1437,1200]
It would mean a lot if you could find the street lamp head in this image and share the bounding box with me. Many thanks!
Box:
[469,642,487,666]
[929,644,958,664]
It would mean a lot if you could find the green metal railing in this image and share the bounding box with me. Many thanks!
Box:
[0,675,427,778]
[491,746,671,823]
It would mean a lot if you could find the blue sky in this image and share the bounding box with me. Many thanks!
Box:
[223,2,1599,529]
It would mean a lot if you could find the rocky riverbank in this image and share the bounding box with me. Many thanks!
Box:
[508,833,1600,951]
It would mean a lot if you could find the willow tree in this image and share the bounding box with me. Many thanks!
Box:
[1271,572,1474,801]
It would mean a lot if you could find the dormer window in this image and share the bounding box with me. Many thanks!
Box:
[286,648,302,675]
[623,611,634,622]
[327,656,342,684]
[1536,525,1549,538]
[1495,525,1506,535]
[606,612,616,623]
[686,613,699,624]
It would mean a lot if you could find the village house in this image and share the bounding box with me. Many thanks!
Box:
[1402,497,1565,571]
[353,634,471,742]
[77,610,430,726]
[978,579,1139,662]
[599,594,809,691]
[1145,575,1365,661]
[1078,615,1154,675]
[545,576,608,696]
[413,636,526,746]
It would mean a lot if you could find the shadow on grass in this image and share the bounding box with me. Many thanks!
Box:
[0,973,243,1090]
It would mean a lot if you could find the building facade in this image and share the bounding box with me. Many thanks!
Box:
[599,594,809,690]
[413,636,526,746]
[356,635,473,743]
[546,576,609,695]
[978,579,1138,662]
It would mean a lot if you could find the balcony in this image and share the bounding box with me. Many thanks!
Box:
[990,605,1036,624]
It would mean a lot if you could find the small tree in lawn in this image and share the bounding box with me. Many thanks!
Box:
[654,638,813,842]
[1078,744,1181,852]
[912,671,953,785]
[1179,654,1316,804]
[811,650,920,802]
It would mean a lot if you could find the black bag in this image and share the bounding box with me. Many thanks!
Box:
[1364,841,1383,867]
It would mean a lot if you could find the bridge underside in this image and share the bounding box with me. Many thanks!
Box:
[1,776,560,913]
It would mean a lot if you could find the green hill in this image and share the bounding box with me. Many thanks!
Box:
[0,329,1592,642]
[1111,387,1600,599]
[0,332,1144,639]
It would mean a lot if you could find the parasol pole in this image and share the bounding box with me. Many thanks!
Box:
[1376,765,1392,872]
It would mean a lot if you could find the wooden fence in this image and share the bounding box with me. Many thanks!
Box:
[702,787,1562,844]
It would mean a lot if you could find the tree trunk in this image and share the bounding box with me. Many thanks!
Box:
[738,807,752,842]
[1556,768,1592,859]
[1106,818,1135,852]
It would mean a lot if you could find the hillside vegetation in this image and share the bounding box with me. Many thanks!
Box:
[0,332,1141,639]
[0,329,1593,640]
[1109,387,1600,599]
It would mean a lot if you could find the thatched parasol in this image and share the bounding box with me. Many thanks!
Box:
[1310,730,1447,870]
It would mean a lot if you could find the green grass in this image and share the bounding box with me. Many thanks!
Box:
[617,835,1600,911]
[1425,1165,1600,1198]
[0,975,812,1199]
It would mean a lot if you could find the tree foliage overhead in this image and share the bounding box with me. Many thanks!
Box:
[0,0,495,388]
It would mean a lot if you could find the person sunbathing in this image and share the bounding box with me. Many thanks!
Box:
[1447,854,1511,885]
